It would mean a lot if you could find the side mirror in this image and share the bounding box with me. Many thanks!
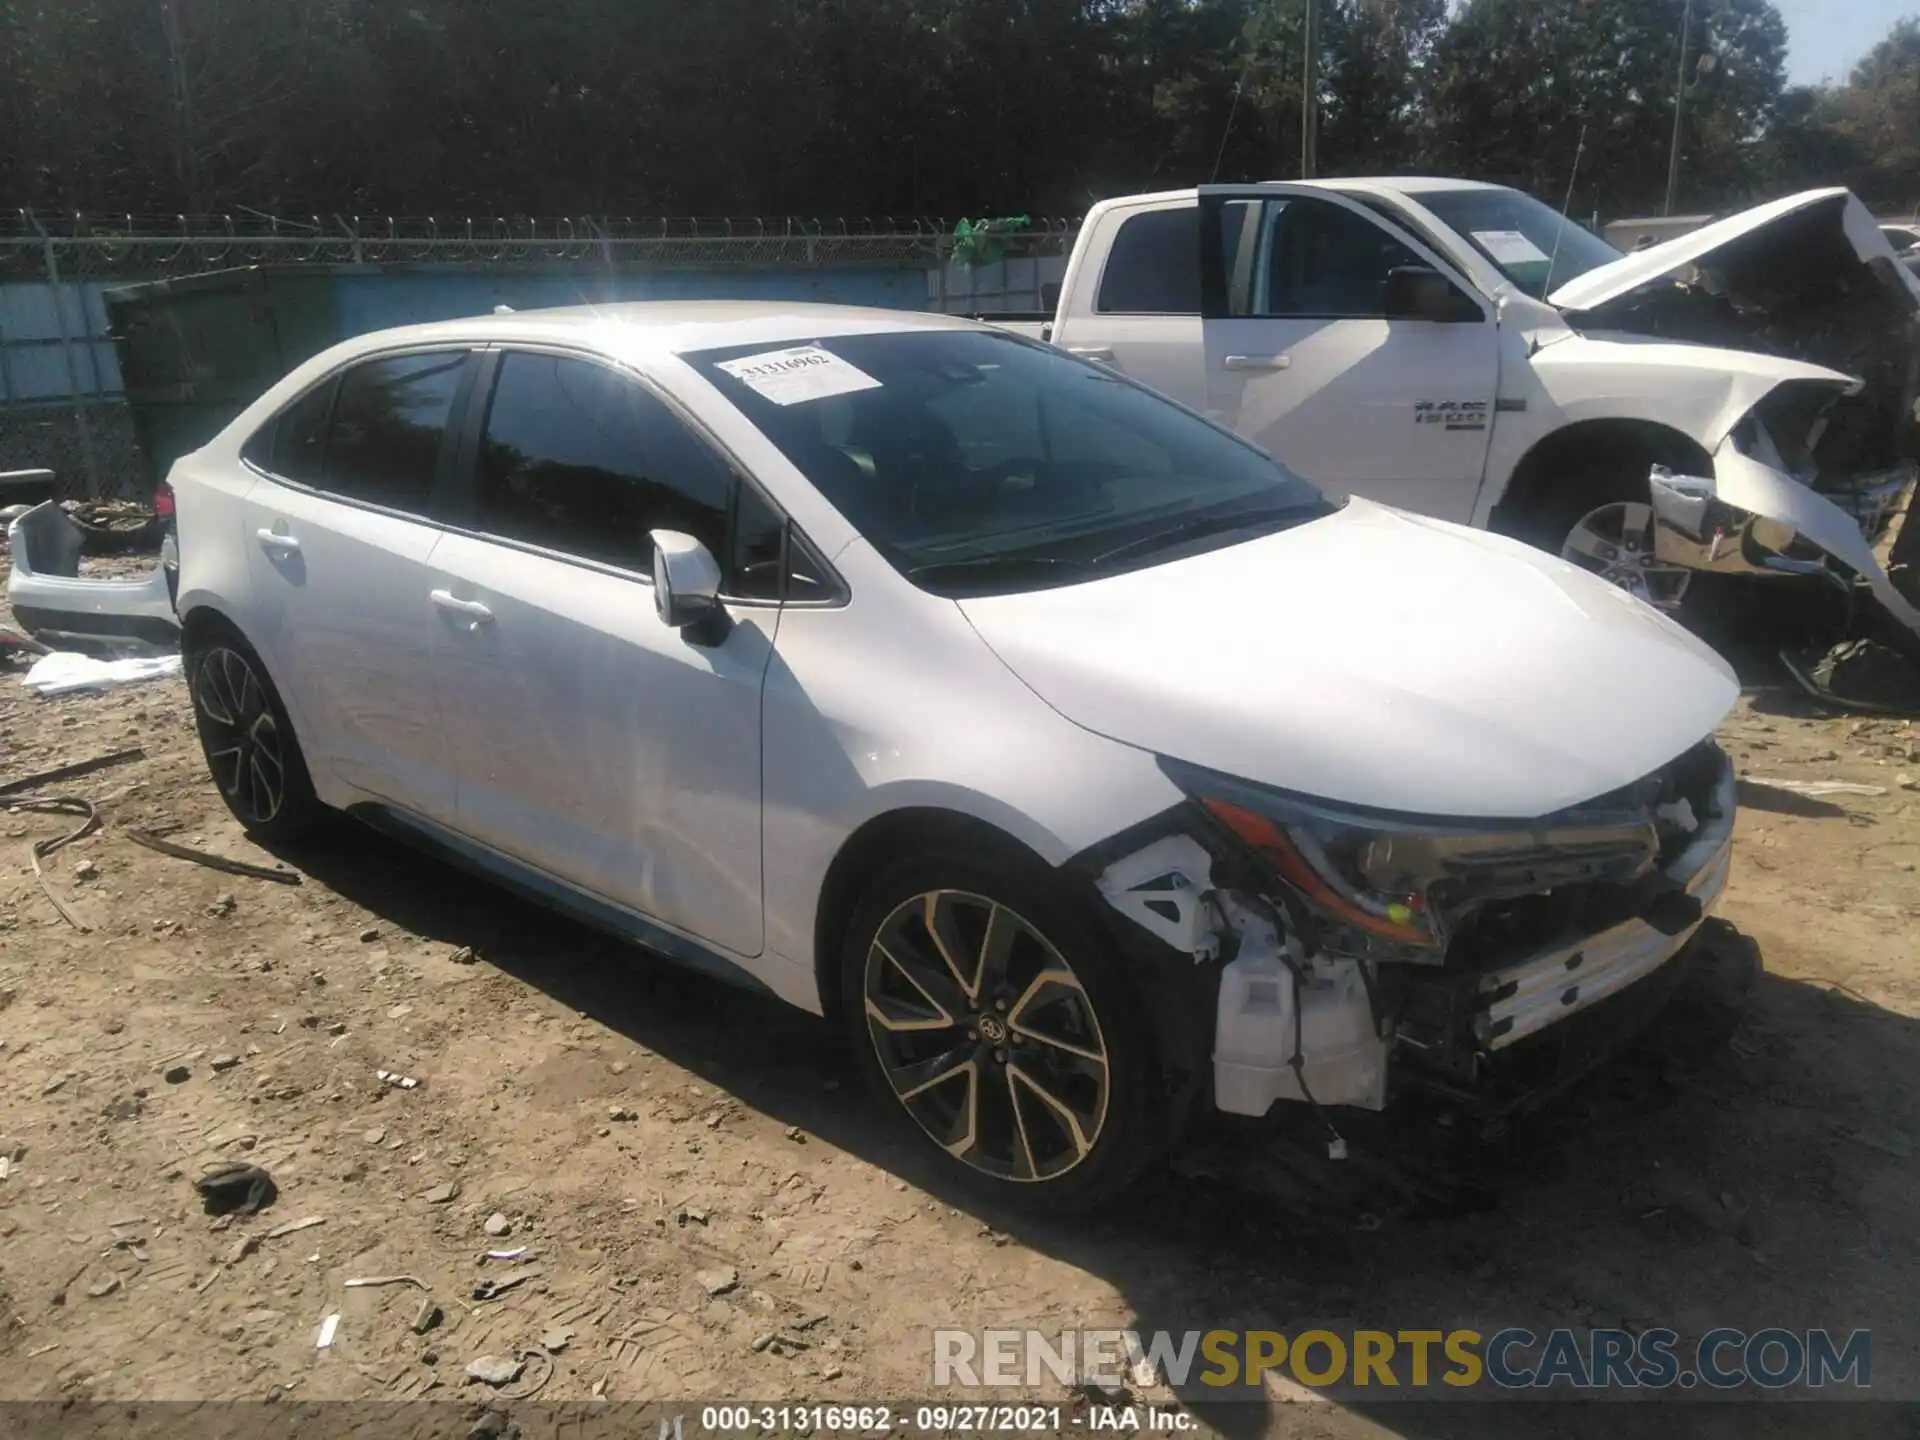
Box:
[1383,265,1481,323]
[649,529,731,643]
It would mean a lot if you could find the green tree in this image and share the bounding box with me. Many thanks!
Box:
[1817,18,1920,205]
[1427,0,1787,216]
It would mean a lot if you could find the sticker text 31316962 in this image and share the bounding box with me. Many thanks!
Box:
[714,344,883,406]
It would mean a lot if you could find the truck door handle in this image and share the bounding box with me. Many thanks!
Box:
[430,589,494,626]
[255,528,301,553]
[1067,346,1116,363]
[1223,354,1291,371]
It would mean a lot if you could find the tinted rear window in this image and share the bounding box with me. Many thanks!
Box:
[323,352,467,514]
[1097,208,1200,314]
[242,378,335,484]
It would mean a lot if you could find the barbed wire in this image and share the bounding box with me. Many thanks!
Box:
[0,210,1082,279]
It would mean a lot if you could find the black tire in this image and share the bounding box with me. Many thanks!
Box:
[839,845,1161,1214]
[1495,454,1641,557]
[184,622,323,842]
[1495,454,1694,612]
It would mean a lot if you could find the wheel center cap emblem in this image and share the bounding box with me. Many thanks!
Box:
[977,1014,1008,1045]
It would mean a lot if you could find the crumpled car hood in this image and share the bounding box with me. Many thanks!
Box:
[958,499,1739,819]
[1550,187,1920,316]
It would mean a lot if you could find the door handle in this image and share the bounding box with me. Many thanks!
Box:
[1067,345,1116,363]
[430,589,495,626]
[255,528,301,553]
[1223,354,1291,371]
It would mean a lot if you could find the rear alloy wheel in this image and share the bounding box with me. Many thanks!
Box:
[844,858,1157,1211]
[187,632,320,841]
[1560,500,1692,611]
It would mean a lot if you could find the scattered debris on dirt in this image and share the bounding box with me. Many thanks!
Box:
[1744,775,1888,798]
[697,1265,740,1297]
[124,825,302,883]
[464,1353,525,1387]
[194,1163,276,1216]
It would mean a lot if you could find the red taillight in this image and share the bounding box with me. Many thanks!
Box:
[154,482,175,519]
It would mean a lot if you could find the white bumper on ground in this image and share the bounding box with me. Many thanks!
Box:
[1474,755,1737,1051]
[6,502,179,648]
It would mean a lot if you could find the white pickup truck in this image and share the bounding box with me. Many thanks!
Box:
[989,179,1920,650]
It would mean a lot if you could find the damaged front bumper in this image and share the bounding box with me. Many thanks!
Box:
[6,501,180,650]
[1474,752,1735,1050]
[1097,747,1739,1124]
[1649,439,1920,641]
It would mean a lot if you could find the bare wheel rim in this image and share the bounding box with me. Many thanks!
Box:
[193,647,287,826]
[1561,500,1692,611]
[863,889,1110,1183]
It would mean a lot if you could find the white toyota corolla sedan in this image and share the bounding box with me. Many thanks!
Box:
[170,302,1742,1211]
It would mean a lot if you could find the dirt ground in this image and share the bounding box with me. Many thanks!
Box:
[1,550,1918,1439]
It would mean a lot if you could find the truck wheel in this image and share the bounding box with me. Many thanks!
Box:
[839,849,1161,1213]
[1499,460,1692,612]
[185,623,323,842]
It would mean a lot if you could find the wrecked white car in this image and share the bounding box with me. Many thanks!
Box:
[990,181,1918,675]
[166,303,1742,1210]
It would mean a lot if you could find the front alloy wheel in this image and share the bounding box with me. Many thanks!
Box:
[1561,500,1692,611]
[863,889,1111,1184]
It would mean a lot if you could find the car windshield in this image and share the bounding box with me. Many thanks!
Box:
[1420,186,1624,301]
[685,328,1329,595]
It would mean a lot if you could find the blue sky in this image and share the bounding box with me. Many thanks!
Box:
[1781,0,1912,84]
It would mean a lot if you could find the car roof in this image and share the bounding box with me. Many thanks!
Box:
[329,300,985,362]
[1091,177,1517,213]
[1310,176,1512,197]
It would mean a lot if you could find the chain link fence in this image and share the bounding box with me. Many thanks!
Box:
[0,211,1081,498]
[0,212,1081,280]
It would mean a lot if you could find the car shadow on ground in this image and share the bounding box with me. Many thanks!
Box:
[274,818,1917,1440]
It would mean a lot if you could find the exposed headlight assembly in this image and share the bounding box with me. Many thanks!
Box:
[1158,757,1661,965]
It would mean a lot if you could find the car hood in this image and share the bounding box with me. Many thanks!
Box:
[1548,187,1920,315]
[957,500,1739,819]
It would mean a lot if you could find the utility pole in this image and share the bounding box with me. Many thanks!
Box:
[1663,0,1695,217]
[1301,0,1319,179]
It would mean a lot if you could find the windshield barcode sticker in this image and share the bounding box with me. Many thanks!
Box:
[1470,229,1551,266]
[715,344,883,406]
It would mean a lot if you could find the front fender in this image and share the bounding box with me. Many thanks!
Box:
[1529,334,1859,451]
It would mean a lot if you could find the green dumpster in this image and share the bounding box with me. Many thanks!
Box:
[105,266,339,488]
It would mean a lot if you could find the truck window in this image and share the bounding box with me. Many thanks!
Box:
[1418,187,1622,298]
[1097,208,1201,314]
[1236,197,1425,319]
